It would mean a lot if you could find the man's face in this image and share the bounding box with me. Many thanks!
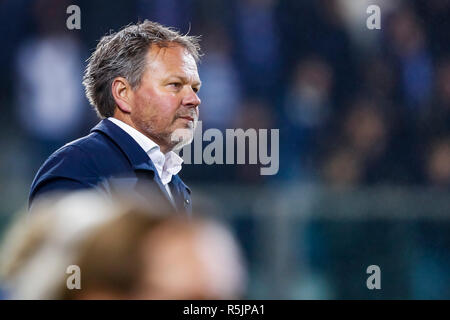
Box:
[130,44,201,152]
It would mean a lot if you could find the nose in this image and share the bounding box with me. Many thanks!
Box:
[182,87,201,108]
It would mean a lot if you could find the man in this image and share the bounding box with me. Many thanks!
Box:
[29,20,202,215]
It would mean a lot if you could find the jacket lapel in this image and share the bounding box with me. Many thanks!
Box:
[91,119,177,211]
[170,174,192,216]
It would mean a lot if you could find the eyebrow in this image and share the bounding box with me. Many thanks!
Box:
[169,75,202,87]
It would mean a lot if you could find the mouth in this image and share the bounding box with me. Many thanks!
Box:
[179,116,195,122]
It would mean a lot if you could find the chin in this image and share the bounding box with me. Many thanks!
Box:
[170,128,194,151]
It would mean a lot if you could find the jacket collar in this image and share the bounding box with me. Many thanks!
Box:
[90,119,191,202]
[90,119,157,172]
[171,173,191,194]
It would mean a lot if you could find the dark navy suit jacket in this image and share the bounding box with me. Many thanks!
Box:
[29,119,192,215]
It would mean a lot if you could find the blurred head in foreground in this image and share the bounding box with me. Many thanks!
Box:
[0,191,246,299]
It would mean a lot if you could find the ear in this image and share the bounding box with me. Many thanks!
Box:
[111,77,133,113]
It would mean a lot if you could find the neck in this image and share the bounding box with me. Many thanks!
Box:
[111,112,171,154]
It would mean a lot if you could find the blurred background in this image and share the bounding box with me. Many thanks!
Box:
[0,0,449,299]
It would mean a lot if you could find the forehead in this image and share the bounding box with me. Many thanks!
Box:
[145,44,199,78]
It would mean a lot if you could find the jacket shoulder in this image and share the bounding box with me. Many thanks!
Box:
[42,132,108,177]
[29,132,113,203]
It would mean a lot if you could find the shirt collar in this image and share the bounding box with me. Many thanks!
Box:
[107,117,183,185]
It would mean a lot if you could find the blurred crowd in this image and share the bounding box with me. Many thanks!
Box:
[0,0,449,194]
[0,0,449,299]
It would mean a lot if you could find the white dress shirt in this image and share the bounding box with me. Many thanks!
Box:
[107,117,183,205]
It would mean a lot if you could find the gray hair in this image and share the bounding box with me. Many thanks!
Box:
[83,20,202,118]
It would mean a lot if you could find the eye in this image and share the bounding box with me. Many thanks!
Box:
[192,87,199,93]
[168,82,182,89]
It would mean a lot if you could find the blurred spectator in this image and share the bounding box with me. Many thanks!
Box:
[14,0,89,161]
[304,0,355,102]
[69,211,246,299]
[426,138,450,188]
[286,57,333,132]
[418,58,450,140]
[279,56,334,181]
[197,25,243,131]
[336,0,400,52]
[233,0,281,98]
[387,7,434,110]
[415,0,450,56]
[233,98,275,183]
[320,96,420,185]
[0,191,247,299]
[0,0,30,114]
[321,147,362,188]
[343,99,388,161]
